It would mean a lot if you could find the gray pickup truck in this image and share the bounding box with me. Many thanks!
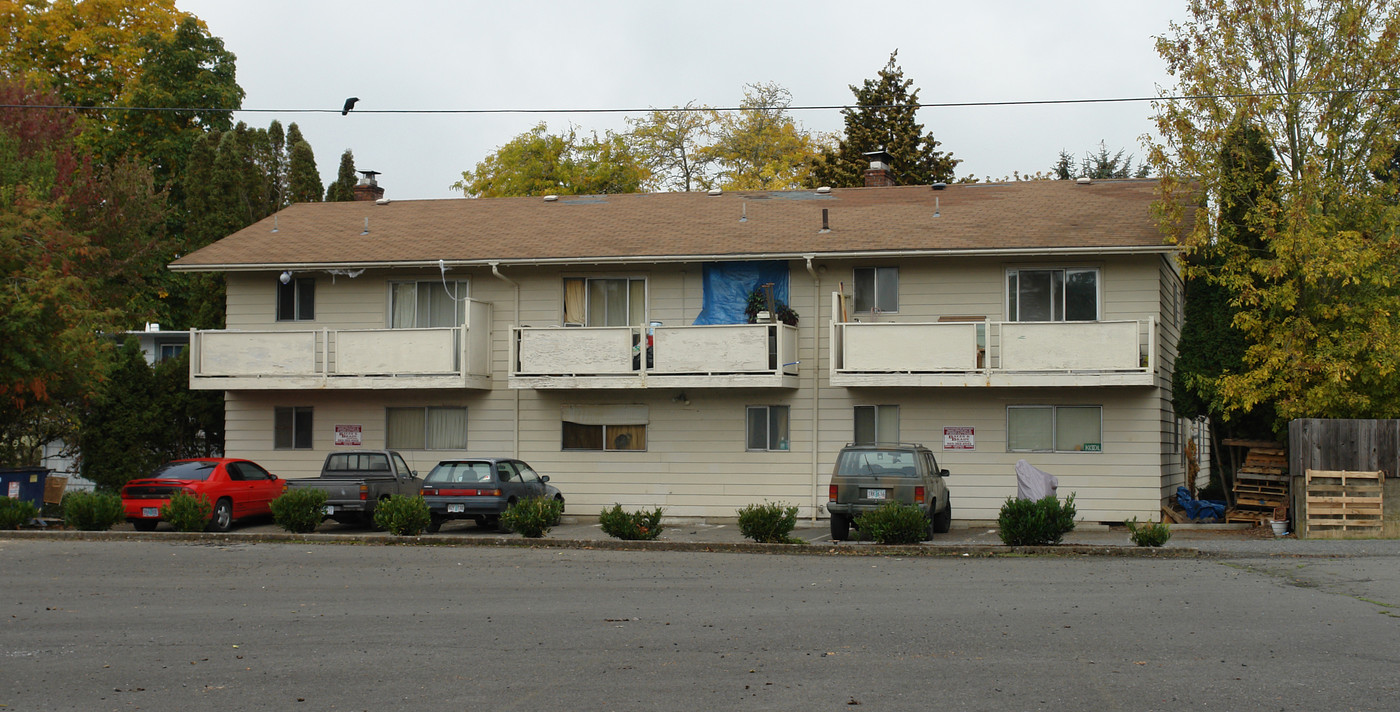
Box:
[286,450,421,527]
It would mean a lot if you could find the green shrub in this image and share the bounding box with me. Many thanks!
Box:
[373,495,431,536]
[501,497,564,538]
[1125,517,1172,547]
[854,501,929,544]
[736,501,801,544]
[598,504,664,540]
[161,492,213,532]
[0,497,39,529]
[270,488,327,534]
[997,494,1077,546]
[62,491,125,531]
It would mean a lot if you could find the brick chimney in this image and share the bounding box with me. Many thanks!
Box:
[353,170,385,201]
[863,149,895,187]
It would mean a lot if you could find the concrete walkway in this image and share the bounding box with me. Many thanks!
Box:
[9,516,1399,558]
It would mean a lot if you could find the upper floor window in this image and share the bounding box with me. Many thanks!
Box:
[277,277,315,321]
[853,267,898,313]
[564,277,646,326]
[1006,268,1098,322]
[390,280,470,328]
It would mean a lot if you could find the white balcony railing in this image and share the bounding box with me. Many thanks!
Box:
[510,323,799,388]
[831,309,1155,387]
[189,300,492,389]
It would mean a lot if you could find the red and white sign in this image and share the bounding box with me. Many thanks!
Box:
[334,424,363,447]
[943,427,975,451]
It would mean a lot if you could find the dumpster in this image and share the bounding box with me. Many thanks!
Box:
[0,467,50,508]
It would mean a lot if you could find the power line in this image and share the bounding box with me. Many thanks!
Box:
[2,88,1397,116]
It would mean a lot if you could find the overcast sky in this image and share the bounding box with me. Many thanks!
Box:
[178,0,1189,201]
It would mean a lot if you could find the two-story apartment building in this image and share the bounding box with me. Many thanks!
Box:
[171,177,1188,523]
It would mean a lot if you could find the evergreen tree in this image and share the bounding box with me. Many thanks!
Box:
[812,51,959,187]
[325,149,357,201]
[287,139,322,203]
[266,119,287,211]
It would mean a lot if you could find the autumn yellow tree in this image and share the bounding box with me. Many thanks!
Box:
[1151,0,1400,424]
[701,83,827,191]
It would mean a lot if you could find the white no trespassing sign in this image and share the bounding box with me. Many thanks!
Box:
[943,427,974,451]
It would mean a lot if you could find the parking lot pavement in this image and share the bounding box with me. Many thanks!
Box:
[60,515,1400,557]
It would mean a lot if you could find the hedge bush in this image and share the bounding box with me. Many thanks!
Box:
[270,488,327,534]
[162,492,213,532]
[997,494,1077,546]
[1125,517,1172,547]
[373,495,431,536]
[854,501,929,544]
[736,501,801,544]
[501,497,564,538]
[0,496,38,529]
[598,504,664,540]
[62,491,125,531]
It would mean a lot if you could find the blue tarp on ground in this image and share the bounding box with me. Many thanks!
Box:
[691,261,790,325]
[1177,486,1226,523]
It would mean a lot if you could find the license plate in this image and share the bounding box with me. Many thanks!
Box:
[447,504,465,513]
[323,505,335,515]
[865,489,887,500]
[142,508,159,518]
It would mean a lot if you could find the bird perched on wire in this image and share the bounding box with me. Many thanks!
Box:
[341,97,359,115]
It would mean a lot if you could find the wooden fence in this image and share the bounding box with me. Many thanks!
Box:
[1288,419,1399,538]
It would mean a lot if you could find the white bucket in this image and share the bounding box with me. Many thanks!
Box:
[1270,520,1288,536]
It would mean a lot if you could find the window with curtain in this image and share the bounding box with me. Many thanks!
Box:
[274,406,313,449]
[853,405,899,445]
[563,277,646,326]
[276,277,315,321]
[1006,268,1098,321]
[389,280,469,328]
[746,405,790,451]
[386,407,467,450]
[1007,405,1102,452]
[853,267,898,313]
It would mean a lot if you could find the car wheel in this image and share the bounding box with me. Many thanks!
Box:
[206,498,233,533]
[132,520,158,532]
[830,513,850,541]
[479,515,499,530]
[551,494,565,525]
[426,515,444,534]
[934,499,952,534]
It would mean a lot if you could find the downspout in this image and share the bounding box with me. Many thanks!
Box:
[490,262,521,458]
[804,255,821,522]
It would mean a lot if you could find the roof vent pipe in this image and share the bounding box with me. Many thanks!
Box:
[820,208,830,233]
[361,217,369,235]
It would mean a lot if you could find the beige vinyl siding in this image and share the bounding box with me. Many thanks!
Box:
[218,251,1176,522]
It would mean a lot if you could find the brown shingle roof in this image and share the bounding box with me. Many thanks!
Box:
[171,179,1181,271]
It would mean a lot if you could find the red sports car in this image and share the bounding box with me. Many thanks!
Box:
[122,458,286,532]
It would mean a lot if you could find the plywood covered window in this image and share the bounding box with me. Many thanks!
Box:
[1007,405,1102,453]
[389,280,470,328]
[386,407,467,450]
[1006,268,1098,321]
[563,277,646,326]
[561,404,647,451]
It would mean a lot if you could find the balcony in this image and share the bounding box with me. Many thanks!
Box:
[830,317,1156,387]
[189,301,493,390]
[510,323,800,389]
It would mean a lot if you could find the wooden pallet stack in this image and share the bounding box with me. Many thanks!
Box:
[1225,442,1290,523]
[1305,470,1384,538]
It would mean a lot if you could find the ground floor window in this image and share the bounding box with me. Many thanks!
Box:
[853,405,899,445]
[563,422,647,451]
[747,405,790,451]
[386,407,467,450]
[274,406,313,449]
[1007,405,1102,453]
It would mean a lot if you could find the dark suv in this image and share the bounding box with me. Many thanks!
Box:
[826,443,951,541]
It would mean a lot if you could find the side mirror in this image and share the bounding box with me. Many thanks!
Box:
[540,475,550,483]
[940,469,950,477]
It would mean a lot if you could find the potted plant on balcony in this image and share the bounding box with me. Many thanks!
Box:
[744,289,798,326]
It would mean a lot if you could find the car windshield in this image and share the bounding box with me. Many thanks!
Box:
[150,461,217,481]
[426,462,494,484]
[835,450,920,477]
